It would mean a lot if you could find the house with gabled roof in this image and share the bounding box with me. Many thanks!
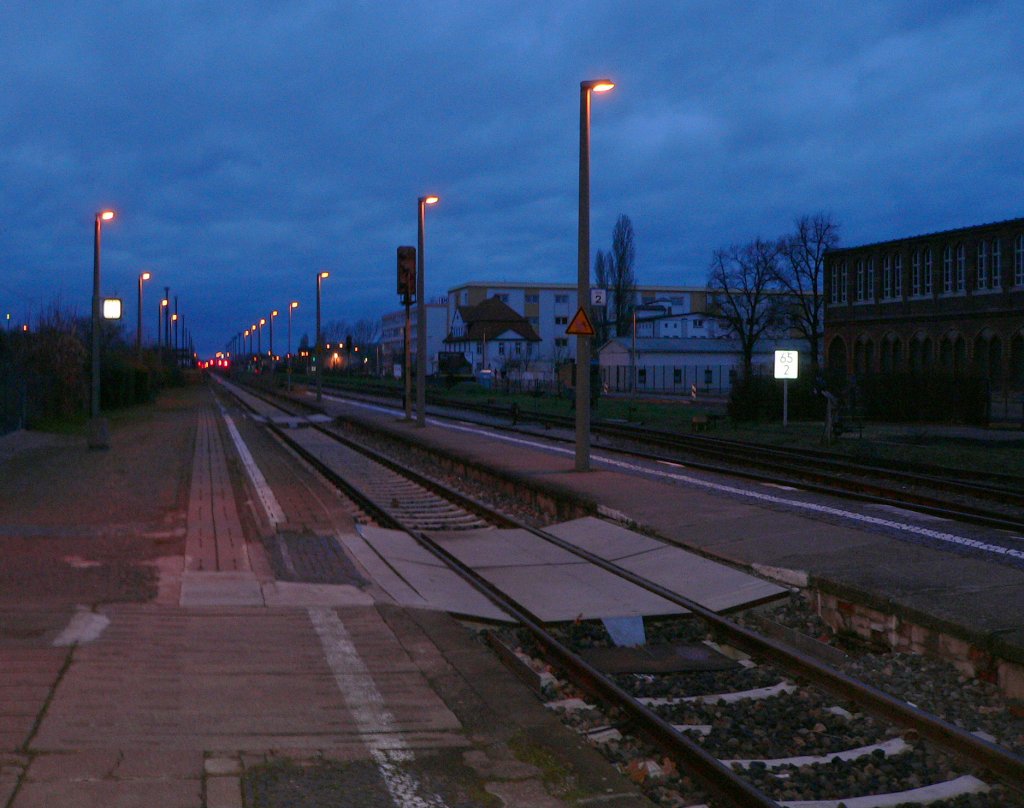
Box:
[444,296,542,376]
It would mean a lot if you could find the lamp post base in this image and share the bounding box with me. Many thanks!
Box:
[87,417,110,450]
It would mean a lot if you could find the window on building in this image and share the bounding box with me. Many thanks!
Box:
[498,342,505,355]
[693,319,703,328]
[882,255,892,299]
[976,241,988,290]
[495,293,510,303]
[554,315,568,325]
[893,254,902,298]
[637,368,647,384]
[943,245,953,292]
[956,243,966,291]
[866,259,875,299]
[1016,235,1024,286]
[991,239,1002,288]
[514,342,521,355]
[923,248,933,295]
[554,294,568,304]
[856,260,865,301]
[840,261,848,303]
[528,316,539,327]
[911,252,921,296]
[525,293,539,303]
[830,265,839,304]
[555,337,568,348]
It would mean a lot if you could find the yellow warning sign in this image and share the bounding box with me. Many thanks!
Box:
[565,306,596,337]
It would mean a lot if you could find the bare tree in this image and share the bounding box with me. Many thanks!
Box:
[351,317,381,346]
[775,213,839,371]
[609,214,637,338]
[707,238,785,379]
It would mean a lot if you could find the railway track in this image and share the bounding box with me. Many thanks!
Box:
[315,379,1024,533]
[216,376,1024,807]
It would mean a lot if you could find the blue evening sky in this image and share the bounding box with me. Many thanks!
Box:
[1,1,1021,355]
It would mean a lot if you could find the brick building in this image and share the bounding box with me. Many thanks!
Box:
[824,217,1024,393]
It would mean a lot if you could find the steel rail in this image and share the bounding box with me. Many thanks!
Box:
[221,377,1024,788]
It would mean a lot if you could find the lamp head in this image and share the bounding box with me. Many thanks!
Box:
[271,310,278,317]
[99,210,115,221]
[290,301,299,309]
[140,271,151,281]
[422,195,439,205]
[588,79,615,93]
[320,271,330,279]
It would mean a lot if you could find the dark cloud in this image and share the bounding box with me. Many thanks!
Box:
[1,1,1021,353]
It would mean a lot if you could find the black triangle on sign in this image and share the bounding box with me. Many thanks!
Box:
[566,307,596,337]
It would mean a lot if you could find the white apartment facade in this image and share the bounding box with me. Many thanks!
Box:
[446,281,713,370]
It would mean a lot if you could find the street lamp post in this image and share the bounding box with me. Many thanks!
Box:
[89,209,116,449]
[171,313,179,365]
[575,78,614,472]
[316,271,329,402]
[416,195,439,427]
[257,318,265,358]
[136,271,151,360]
[287,301,298,391]
[269,310,278,359]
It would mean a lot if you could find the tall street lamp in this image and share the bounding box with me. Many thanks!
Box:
[287,301,298,391]
[136,271,151,360]
[416,195,439,427]
[89,209,116,449]
[269,309,278,358]
[575,78,614,472]
[316,271,329,402]
[257,317,266,357]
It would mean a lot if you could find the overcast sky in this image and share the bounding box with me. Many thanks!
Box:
[2,1,1022,355]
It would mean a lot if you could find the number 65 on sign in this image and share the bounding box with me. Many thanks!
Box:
[774,350,799,380]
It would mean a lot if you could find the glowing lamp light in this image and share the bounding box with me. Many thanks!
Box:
[140,271,151,281]
[99,210,115,221]
[424,195,439,205]
[290,301,299,309]
[320,271,330,279]
[591,80,615,93]
[102,298,122,320]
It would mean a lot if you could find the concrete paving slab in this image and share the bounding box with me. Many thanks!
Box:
[547,517,786,612]
[429,527,583,567]
[179,572,264,607]
[479,563,683,622]
[13,779,201,808]
[261,581,375,607]
[358,527,511,621]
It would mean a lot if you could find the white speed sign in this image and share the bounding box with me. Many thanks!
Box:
[774,350,799,379]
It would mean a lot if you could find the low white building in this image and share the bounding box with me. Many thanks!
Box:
[446,281,713,371]
[598,336,810,395]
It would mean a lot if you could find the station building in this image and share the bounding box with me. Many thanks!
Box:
[824,217,1024,394]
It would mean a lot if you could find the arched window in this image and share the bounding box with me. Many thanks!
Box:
[942,245,953,293]
[830,263,839,304]
[911,251,921,296]
[1016,235,1024,286]
[855,259,865,301]
[840,260,848,303]
[828,337,847,373]
[976,241,988,290]
[866,258,876,300]
[882,255,893,299]
[893,254,903,298]
[991,239,1002,288]
[923,247,933,295]
[955,243,966,291]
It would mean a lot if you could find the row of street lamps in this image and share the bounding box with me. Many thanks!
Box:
[225,77,613,470]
